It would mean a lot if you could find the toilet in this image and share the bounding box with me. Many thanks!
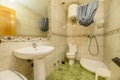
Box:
[0,70,28,80]
[66,43,77,65]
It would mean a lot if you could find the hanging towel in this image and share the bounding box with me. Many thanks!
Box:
[78,1,98,26]
[40,18,49,32]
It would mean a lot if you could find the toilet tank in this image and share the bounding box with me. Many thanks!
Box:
[69,43,77,53]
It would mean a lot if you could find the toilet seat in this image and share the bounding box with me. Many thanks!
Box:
[67,55,75,58]
[66,52,75,55]
[0,70,28,80]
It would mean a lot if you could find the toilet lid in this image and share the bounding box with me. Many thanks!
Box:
[0,70,25,80]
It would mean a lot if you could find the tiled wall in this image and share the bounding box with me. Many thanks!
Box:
[0,0,47,36]
[67,0,104,61]
[104,0,120,80]
[45,0,67,75]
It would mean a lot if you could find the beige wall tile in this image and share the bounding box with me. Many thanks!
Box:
[104,0,120,79]
[47,0,67,76]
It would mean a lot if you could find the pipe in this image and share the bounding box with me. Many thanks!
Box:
[88,35,99,56]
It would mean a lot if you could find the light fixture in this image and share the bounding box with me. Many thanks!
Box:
[9,0,14,2]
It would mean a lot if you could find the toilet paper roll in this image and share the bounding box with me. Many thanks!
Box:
[68,4,78,19]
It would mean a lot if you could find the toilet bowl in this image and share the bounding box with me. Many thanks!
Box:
[0,70,28,80]
[66,43,77,65]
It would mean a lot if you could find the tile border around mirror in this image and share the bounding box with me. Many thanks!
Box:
[50,26,120,38]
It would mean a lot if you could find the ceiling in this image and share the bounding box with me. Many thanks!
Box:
[16,0,48,17]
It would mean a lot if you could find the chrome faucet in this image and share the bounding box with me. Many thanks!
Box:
[32,42,37,48]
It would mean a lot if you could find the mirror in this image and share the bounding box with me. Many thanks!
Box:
[0,0,48,37]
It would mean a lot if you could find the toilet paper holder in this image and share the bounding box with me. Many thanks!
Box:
[71,17,77,24]
[68,4,78,25]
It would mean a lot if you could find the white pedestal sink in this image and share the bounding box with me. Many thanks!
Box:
[13,46,55,80]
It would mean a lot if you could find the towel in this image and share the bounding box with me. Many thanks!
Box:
[40,18,49,32]
[78,1,98,26]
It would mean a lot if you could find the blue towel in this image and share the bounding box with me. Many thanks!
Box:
[40,18,49,32]
[78,1,98,26]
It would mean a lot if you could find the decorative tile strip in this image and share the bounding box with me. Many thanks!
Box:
[4,27,120,42]
[104,27,120,36]
[68,34,88,37]
[50,32,67,37]
[50,32,103,38]
[0,35,49,42]
[67,34,103,38]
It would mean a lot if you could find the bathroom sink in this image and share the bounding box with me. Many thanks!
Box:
[13,45,55,80]
[13,46,55,59]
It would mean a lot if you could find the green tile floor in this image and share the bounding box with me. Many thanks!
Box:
[46,60,105,80]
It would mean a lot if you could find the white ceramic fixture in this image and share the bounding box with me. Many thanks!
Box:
[66,43,77,65]
[80,58,111,80]
[13,45,55,80]
[0,70,28,80]
[14,46,54,59]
